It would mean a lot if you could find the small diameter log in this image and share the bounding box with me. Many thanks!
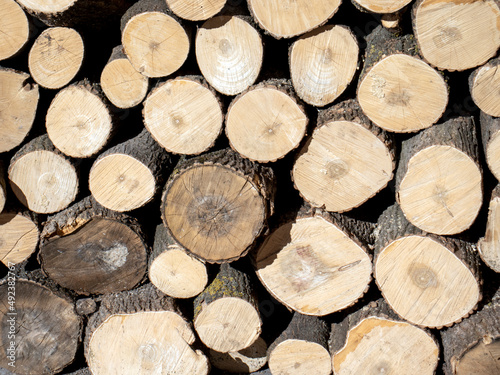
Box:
[470,56,500,118]
[8,134,79,214]
[39,196,148,295]
[100,46,149,109]
[226,79,308,163]
[46,81,115,158]
[441,289,500,375]
[162,149,274,263]
[195,15,263,96]
[352,0,412,13]
[143,76,223,155]
[121,0,190,78]
[86,284,209,375]
[193,263,261,353]
[166,0,227,21]
[293,99,395,212]
[28,27,84,89]
[357,25,448,133]
[209,336,267,373]
[478,184,500,272]
[0,0,30,61]
[396,116,483,235]
[0,68,39,154]
[0,210,38,266]
[247,0,341,39]
[89,128,175,212]
[374,203,481,328]
[480,111,500,181]
[412,0,500,71]
[149,224,208,298]
[0,279,82,374]
[330,298,439,375]
[267,312,331,375]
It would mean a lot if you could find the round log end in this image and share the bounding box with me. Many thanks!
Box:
[268,339,331,375]
[0,212,38,266]
[0,0,30,61]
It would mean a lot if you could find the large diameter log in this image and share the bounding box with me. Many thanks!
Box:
[289,25,359,107]
[0,279,82,375]
[39,196,148,295]
[0,0,30,61]
[412,0,500,71]
[352,0,412,13]
[478,184,500,272]
[226,79,308,163]
[195,15,263,96]
[374,204,481,328]
[8,135,79,214]
[396,116,482,235]
[143,76,223,155]
[161,149,275,263]
[0,211,38,266]
[330,298,439,375]
[209,337,267,373]
[470,56,500,117]
[0,68,39,154]
[166,0,226,21]
[247,0,341,39]
[480,111,500,181]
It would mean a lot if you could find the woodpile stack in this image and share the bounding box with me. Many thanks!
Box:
[1,0,500,374]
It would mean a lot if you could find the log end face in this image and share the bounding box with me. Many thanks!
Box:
[269,339,331,375]
[0,212,39,266]
[0,0,30,61]
[478,196,500,272]
[453,338,500,375]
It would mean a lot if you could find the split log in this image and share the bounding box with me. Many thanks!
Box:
[480,111,500,181]
[86,283,209,375]
[293,99,395,212]
[121,0,190,78]
[412,0,500,71]
[225,79,308,163]
[0,279,82,374]
[0,0,30,61]
[46,81,115,158]
[357,25,448,133]
[143,76,223,155]
[0,210,39,266]
[396,116,483,235]
[166,0,227,21]
[289,25,358,107]
[209,337,267,373]
[193,263,261,353]
[352,0,412,14]
[478,184,500,273]
[149,224,208,298]
[0,68,39,154]
[195,15,263,96]
[100,46,149,109]
[247,0,341,39]
[267,312,331,375]
[28,27,84,89]
[374,203,481,328]
[8,135,79,214]
[330,298,439,375]
[89,128,175,212]
[161,148,275,263]
[39,196,148,295]
[470,56,500,118]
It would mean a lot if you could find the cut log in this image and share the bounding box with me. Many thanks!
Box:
[149,224,208,298]
[0,279,82,374]
[0,211,38,266]
[412,0,500,71]
[225,79,308,163]
[396,116,483,235]
[100,45,149,109]
[209,336,267,373]
[161,149,275,263]
[75,298,97,316]
[143,76,223,155]
[470,56,500,118]
[289,25,359,107]
[0,0,30,61]
[330,298,439,375]
[89,128,175,212]
[166,0,227,21]
[39,196,148,295]
[0,68,39,154]
[121,0,190,78]
[86,284,209,375]
[352,0,412,13]
[478,184,500,273]
[247,0,341,39]
[0,162,5,213]
[28,27,84,89]
[480,111,500,181]
[256,204,372,316]
[357,25,448,133]
[195,15,263,96]
[194,263,261,352]
[293,99,395,212]
[441,289,500,375]
[374,203,481,328]
[8,135,79,214]
[267,312,331,375]
[46,81,114,158]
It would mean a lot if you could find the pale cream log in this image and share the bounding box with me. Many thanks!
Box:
[166,0,226,21]
[0,68,39,153]
[470,56,500,117]
[0,210,38,266]
[480,110,500,181]
[28,27,84,89]
[352,0,412,13]
[0,162,5,213]
[478,184,500,272]
[289,25,359,107]
[195,15,263,96]
[412,0,500,71]
[209,337,267,373]
[143,76,223,155]
[0,0,30,61]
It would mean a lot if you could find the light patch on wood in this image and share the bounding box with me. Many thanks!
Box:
[268,339,331,375]
[478,196,500,272]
